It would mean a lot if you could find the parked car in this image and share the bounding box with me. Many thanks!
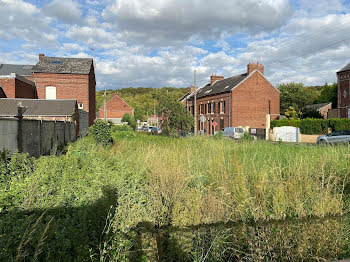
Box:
[148,126,162,134]
[139,126,149,132]
[221,127,244,139]
[317,130,350,144]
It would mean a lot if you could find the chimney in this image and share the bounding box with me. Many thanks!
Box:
[189,85,196,94]
[210,74,224,85]
[247,62,264,75]
[39,54,45,61]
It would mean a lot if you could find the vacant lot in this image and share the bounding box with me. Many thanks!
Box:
[1,134,349,261]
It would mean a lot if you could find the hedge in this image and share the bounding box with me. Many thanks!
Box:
[271,118,350,135]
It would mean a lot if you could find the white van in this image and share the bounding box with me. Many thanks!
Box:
[222,127,244,139]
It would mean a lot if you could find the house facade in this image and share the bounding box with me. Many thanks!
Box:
[184,63,280,134]
[337,63,350,118]
[98,94,134,124]
[32,54,96,126]
[0,64,37,98]
[303,102,332,119]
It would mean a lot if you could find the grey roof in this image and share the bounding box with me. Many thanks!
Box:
[0,99,77,117]
[337,62,350,73]
[32,56,93,75]
[0,64,34,76]
[187,73,248,100]
[303,102,332,111]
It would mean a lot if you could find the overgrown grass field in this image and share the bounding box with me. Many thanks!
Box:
[1,133,350,261]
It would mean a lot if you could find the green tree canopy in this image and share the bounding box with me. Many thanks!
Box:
[316,83,337,108]
[121,113,136,130]
[277,82,320,113]
[156,92,194,135]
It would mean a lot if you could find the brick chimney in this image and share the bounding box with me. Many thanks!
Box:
[210,74,224,85]
[189,85,196,94]
[39,54,45,61]
[247,62,264,75]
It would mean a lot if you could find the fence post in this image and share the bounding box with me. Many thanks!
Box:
[265,114,271,141]
[16,103,27,153]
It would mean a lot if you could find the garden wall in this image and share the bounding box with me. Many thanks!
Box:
[0,118,76,157]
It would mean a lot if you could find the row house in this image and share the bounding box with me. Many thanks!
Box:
[184,63,280,134]
[337,62,350,118]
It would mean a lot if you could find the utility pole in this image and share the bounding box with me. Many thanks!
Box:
[194,70,197,136]
[153,98,156,116]
[103,90,107,121]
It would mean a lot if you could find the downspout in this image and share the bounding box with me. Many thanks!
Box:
[229,91,232,127]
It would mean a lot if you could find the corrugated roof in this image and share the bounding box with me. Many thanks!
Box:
[0,64,34,76]
[337,62,350,73]
[0,99,77,117]
[187,73,248,100]
[32,56,93,74]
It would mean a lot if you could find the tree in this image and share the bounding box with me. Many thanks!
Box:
[277,82,317,113]
[157,92,194,135]
[121,113,136,130]
[316,83,337,108]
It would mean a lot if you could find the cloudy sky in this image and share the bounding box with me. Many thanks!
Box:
[1,0,350,90]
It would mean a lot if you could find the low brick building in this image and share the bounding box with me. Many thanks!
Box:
[184,63,280,134]
[32,54,96,126]
[98,94,134,124]
[0,64,37,98]
[303,102,332,118]
[337,63,350,118]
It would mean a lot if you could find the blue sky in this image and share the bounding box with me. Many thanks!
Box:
[1,0,350,90]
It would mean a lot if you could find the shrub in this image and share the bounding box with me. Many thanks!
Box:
[121,113,136,130]
[88,120,113,146]
[300,118,329,134]
[111,124,136,140]
[329,119,350,131]
[271,119,301,128]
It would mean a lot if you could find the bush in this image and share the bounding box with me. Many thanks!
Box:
[88,120,113,146]
[121,113,136,130]
[300,118,329,134]
[111,124,136,140]
[329,119,350,131]
[272,118,350,134]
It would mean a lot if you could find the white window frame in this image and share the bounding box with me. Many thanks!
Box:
[45,86,56,99]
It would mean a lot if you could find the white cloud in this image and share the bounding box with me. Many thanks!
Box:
[103,0,293,46]
[43,0,82,24]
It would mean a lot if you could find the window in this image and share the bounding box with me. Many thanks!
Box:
[212,102,215,114]
[208,102,211,114]
[78,103,83,109]
[220,101,226,114]
[45,86,56,99]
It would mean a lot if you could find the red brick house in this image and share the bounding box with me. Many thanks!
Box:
[0,64,37,98]
[184,63,280,134]
[32,54,96,126]
[98,93,134,124]
[337,63,350,118]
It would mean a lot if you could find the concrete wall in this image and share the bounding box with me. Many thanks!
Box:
[79,109,89,136]
[0,118,18,154]
[0,118,76,157]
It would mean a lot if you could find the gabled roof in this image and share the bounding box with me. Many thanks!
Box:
[187,73,248,100]
[0,64,34,76]
[0,99,77,117]
[99,94,134,110]
[337,62,350,74]
[303,102,332,112]
[32,56,93,75]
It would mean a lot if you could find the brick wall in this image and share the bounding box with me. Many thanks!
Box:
[0,78,15,98]
[319,103,332,118]
[99,94,134,119]
[187,92,230,134]
[34,70,95,126]
[0,78,36,99]
[15,78,37,98]
[231,71,279,128]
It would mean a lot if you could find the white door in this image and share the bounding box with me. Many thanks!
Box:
[46,86,56,99]
[275,126,299,142]
[348,108,350,119]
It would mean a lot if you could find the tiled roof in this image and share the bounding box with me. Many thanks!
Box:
[0,64,34,76]
[0,99,77,117]
[32,56,93,74]
[303,102,332,111]
[337,62,350,73]
[187,73,248,100]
